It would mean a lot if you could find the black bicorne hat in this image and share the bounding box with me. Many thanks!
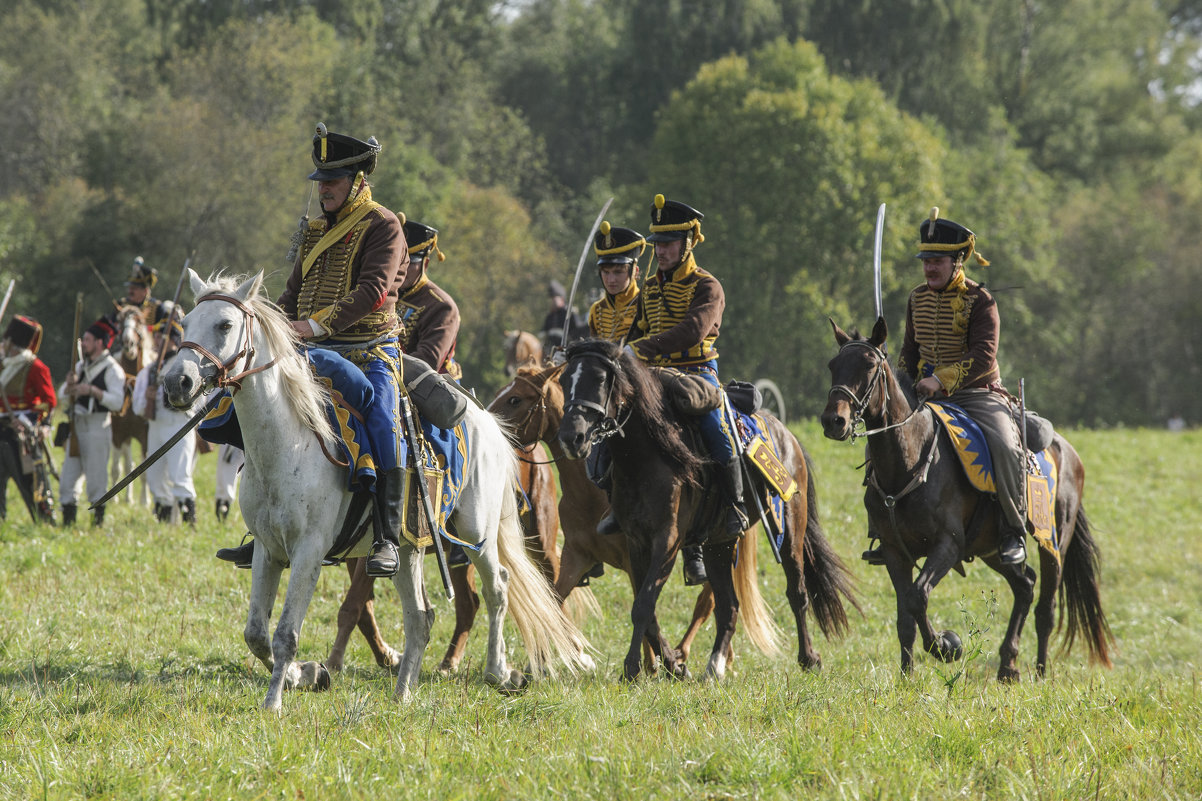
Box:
[126,256,157,288]
[308,122,381,181]
[915,207,988,265]
[647,194,704,244]
[594,221,646,264]
[3,315,42,354]
[402,217,444,263]
[85,321,116,349]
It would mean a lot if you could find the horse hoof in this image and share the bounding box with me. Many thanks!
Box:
[930,630,963,662]
[997,666,1021,683]
[436,660,456,677]
[497,669,529,695]
[799,655,823,672]
[314,664,331,691]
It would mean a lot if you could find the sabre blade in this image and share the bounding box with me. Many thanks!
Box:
[560,197,615,352]
[873,203,886,322]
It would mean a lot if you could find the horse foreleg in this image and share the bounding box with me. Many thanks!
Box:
[991,556,1037,683]
[264,555,328,711]
[327,558,398,673]
[703,539,739,682]
[675,583,715,666]
[245,551,283,672]
[911,539,964,665]
[438,564,479,675]
[624,539,677,681]
[390,545,433,702]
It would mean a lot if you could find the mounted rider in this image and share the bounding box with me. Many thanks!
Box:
[624,194,748,584]
[866,208,1028,565]
[587,221,643,342]
[396,218,462,381]
[100,257,174,334]
[217,123,409,577]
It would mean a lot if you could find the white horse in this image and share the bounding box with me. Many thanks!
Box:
[110,305,151,507]
[161,270,593,711]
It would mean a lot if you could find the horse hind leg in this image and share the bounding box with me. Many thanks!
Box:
[471,545,525,692]
[994,560,1036,683]
[438,564,480,675]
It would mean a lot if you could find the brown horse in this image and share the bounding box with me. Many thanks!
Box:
[557,339,858,681]
[323,442,561,675]
[820,319,1113,680]
[503,330,542,377]
[489,362,719,668]
[110,304,151,506]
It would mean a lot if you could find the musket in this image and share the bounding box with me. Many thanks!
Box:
[872,203,886,326]
[559,197,615,354]
[0,278,15,324]
[84,258,122,312]
[67,294,83,457]
[144,260,191,422]
[398,391,455,600]
[89,391,223,509]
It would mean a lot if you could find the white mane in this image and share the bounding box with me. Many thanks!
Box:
[195,273,335,444]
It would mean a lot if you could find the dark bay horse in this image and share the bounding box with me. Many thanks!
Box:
[490,363,719,669]
[557,339,857,681]
[820,318,1113,680]
[324,441,562,676]
[110,304,151,506]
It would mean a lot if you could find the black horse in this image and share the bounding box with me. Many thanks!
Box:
[821,318,1113,680]
[557,339,857,681]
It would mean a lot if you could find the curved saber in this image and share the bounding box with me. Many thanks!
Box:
[873,203,886,321]
[560,197,615,351]
[88,392,223,509]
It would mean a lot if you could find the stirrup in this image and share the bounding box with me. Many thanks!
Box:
[366,541,400,578]
[682,547,708,586]
[595,513,621,536]
[997,532,1026,565]
[861,545,886,566]
[216,534,254,569]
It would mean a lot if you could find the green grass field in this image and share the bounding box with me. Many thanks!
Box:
[1,422,1199,800]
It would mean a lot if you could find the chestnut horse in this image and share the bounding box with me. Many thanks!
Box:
[503,330,542,377]
[489,362,718,669]
[324,442,561,675]
[820,319,1112,680]
[558,339,858,681]
[110,305,150,506]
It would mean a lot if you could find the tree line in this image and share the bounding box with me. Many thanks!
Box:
[3,0,1200,426]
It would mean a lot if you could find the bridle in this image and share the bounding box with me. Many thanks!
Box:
[177,294,279,396]
[500,365,573,466]
[827,340,921,440]
[562,352,632,447]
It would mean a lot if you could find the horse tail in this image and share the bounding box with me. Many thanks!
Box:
[732,531,782,655]
[562,584,601,626]
[800,452,861,638]
[495,468,595,676]
[1058,506,1114,667]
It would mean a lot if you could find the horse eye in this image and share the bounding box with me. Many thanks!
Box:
[508,397,521,407]
[219,321,234,333]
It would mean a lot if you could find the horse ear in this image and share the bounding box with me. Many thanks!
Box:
[234,272,264,302]
[186,267,207,301]
[870,316,888,348]
[830,318,850,347]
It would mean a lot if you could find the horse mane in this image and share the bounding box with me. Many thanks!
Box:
[196,273,334,443]
[566,339,704,483]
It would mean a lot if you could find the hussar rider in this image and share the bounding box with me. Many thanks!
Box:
[624,195,748,586]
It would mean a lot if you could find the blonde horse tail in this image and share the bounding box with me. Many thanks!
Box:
[562,584,602,626]
[496,472,596,676]
[732,529,782,655]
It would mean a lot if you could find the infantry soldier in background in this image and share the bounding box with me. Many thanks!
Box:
[213,443,243,522]
[0,315,56,522]
[59,321,125,527]
[625,195,747,586]
[869,208,1029,565]
[217,123,409,577]
[539,279,588,353]
[132,317,196,525]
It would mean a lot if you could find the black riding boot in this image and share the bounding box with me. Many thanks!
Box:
[215,499,230,522]
[61,503,77,527]
[179,498,196,527]
[216,536,254,568]
[366,468,405,578]
[719,457,750,539]
[595,507,621,536]
[154,502,172,523]
[682,545,708,586]
[861,531,885,565]
[997,524,1027,565]
[91,504,105,527]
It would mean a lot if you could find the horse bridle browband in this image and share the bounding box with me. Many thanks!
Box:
[178,294,279,394]
[827,340,921,440]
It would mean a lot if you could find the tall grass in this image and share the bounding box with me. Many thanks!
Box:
[0,423,1199,799]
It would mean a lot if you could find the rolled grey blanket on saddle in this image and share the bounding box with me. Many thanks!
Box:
[401,354,469,429]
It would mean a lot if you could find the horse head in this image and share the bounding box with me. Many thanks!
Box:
[820,317,895,441]
[162,269,267,409]
[115,304,150,364]
[489,363,565,447]
[555,339,632,460]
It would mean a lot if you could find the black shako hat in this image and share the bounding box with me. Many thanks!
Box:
[647,194,703,244]
[126,256,157,288]
[3,315,42,353]
[594,221,646,264]
[402,217,444,263]
[915,206,987,266]
[308,122,380,181]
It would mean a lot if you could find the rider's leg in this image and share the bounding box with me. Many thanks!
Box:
[953,389,1028,564]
